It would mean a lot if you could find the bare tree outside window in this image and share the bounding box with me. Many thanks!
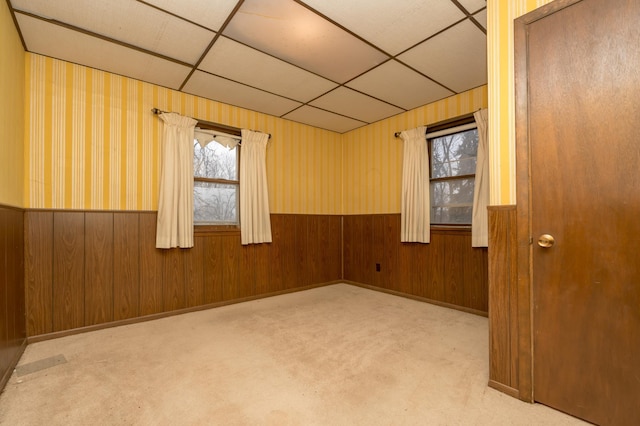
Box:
[193,140,239,225]
[429,128,478,224]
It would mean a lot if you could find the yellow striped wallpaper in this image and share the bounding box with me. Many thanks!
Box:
[19,3,561,213]
[342,86,488,215]
[25,54,342,214]
[487,0,553,205]
[0,0,25,208]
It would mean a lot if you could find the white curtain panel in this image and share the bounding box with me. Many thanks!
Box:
[156,113,197,249]
[472,108,489,247]
[400,126,430,243]
[240,129,272,245]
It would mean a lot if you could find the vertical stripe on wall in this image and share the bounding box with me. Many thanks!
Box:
[26,54,490,215]
[25,54,342,214]
[0,0,25,207]
[342,86,488,215]
[487,0,554,205]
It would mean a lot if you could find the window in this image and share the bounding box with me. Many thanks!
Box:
[193,126,240,226]
[428,119,478,225]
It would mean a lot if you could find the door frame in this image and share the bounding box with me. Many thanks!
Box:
[513,0,583,403]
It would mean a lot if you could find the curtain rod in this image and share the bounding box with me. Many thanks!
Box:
[394,122,478,139]
[151,108,271,139]
[394,109,482,138]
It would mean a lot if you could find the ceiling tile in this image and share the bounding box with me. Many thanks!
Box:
[183,71,302,117]
[398,20,487,93]
[301,0,465,56]
[11,0,213,64]
[347,60,454,110]
[16,14,191,89]
[457,0,486,14]
[199,37,337,102]
[283,106,366,133]
[310,87,403,123]
[223,0,388,83]
[474,9,487,30]
[143,0,238,31]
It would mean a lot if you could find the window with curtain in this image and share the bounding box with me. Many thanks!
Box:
[193,124,241,227]
[428,118,479,225]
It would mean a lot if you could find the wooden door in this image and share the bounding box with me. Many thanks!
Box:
[518,0,640,425]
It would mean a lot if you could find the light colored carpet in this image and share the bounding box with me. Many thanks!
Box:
[0,284,585,425]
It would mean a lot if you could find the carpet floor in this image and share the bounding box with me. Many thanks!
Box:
[0,284,586,425]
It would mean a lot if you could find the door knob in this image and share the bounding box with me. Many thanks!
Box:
[537,234,555,248]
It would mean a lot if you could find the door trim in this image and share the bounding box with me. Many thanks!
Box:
[513,0,583,403]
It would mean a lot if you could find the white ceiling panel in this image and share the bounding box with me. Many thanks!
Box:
[398,20,487,93]
[310,87,403,123]
[10,0,489,133]
[11,0,213,64]
[17,14,191,89]
[283,106,366,133]
[301,0,465,56]
[474,9,487,30]
[143,0,238,31]
[199,37,337,102]
[347,60,454,110]
[223,0,388,83]
[183,71,302,117]
[457,0,487,14]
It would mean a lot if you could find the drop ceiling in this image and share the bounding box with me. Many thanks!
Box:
[8,0,487,133]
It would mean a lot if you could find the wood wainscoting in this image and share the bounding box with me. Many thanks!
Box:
[343,214,488,315]
[0,204,26,391]
[487,205,519,397]
[25,211,342,338]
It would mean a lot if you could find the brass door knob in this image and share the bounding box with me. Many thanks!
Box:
[537,234,555,248]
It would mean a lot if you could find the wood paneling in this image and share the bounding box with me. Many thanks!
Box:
[203,235,223,304]
[164,248,186,311]
[293,216,307,288]
[24,210,485,340]
[487,205,518,393]
[222,235,241,300]
[113,213,139,320]
[25,211,53,336]
[254,242,271,295]
[84,212,114,326]
[139,213,164,316]
[268,215,285,293]
[444,234,466,307]
[185,238,204,308]
[279,216,297,290]
[24,211,342,337]
[423,232,444,301]
[0,206,26,393]
[239,243,255,299]
[52,212,85,331]
[343,214,488,314]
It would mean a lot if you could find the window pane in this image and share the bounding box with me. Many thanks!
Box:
[430,129,478,178]
[194,141,238,180]
[430,178,475,224]
[194,182,238,224]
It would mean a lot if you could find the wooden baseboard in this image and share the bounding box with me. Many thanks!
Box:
[28,281,343,344]
[343,280,488,317]
[488,380,521,399]
[0,339,27,392]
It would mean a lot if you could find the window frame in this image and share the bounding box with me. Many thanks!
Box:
[427,114,478,228]
[193,121,242,235]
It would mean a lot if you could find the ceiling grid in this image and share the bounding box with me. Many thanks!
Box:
[8,0,487,133]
